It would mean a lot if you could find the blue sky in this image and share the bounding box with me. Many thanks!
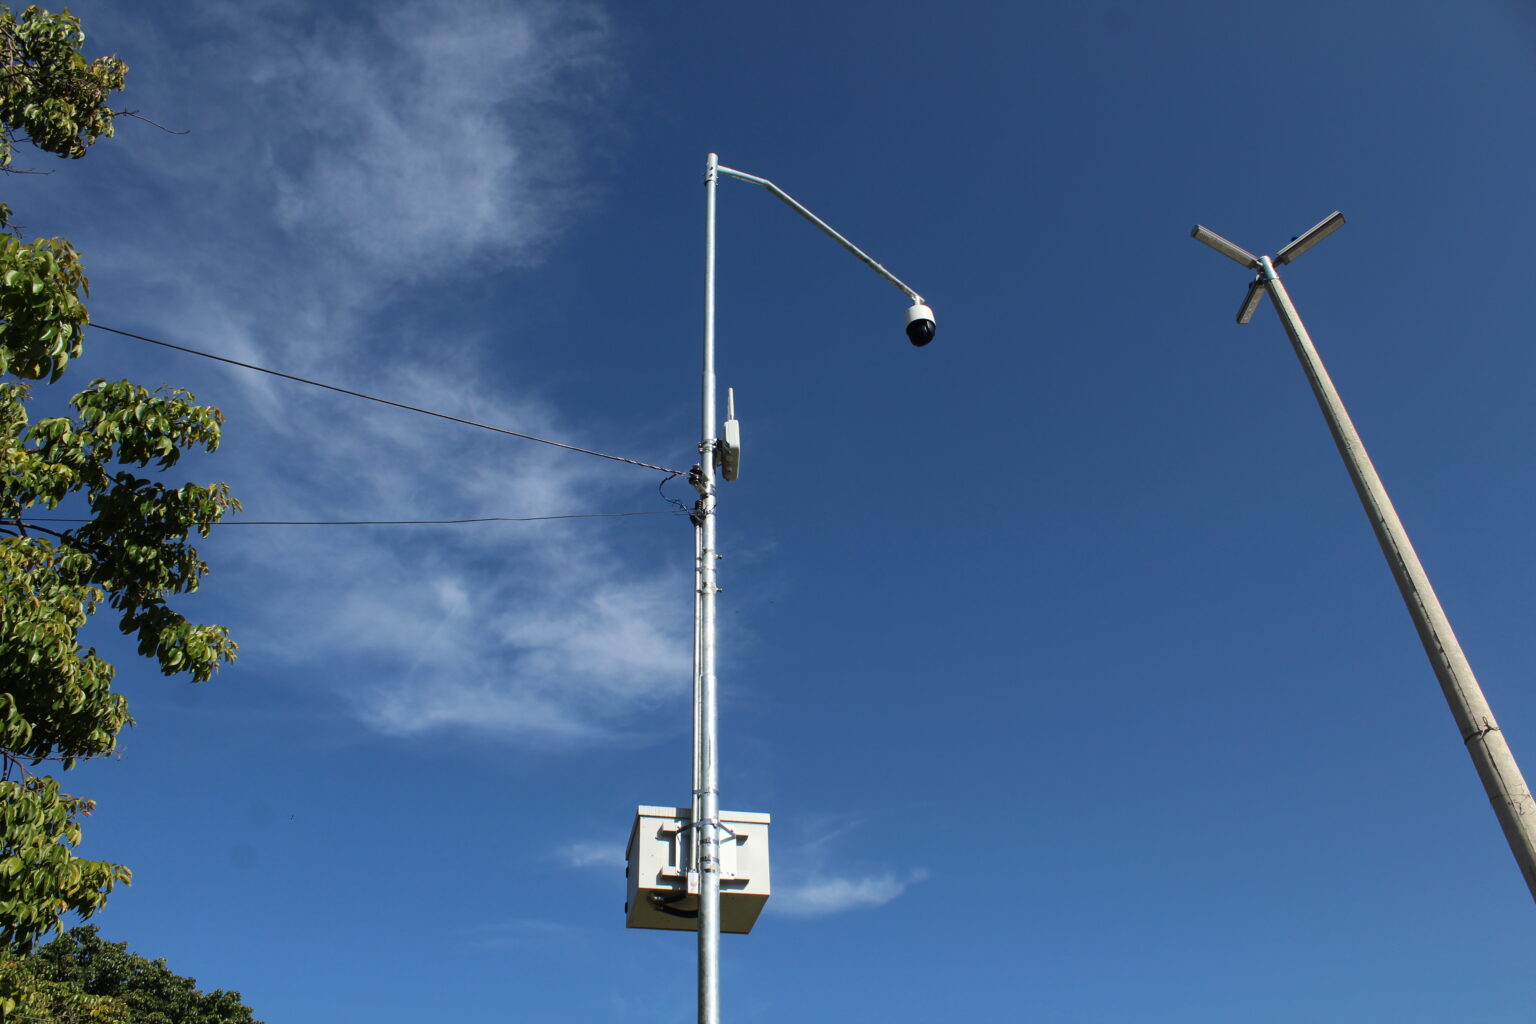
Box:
[11,0,1536,1019]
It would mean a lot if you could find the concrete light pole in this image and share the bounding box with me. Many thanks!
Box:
[1192,213,1536,902]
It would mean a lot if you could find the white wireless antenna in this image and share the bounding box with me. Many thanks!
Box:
[720,388,741,482]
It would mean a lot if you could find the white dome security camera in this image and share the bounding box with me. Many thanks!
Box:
[905,302,936,347]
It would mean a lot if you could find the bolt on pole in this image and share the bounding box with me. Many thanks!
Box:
[1192,217,1536,901]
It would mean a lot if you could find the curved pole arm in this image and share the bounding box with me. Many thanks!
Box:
[716,163,925,305]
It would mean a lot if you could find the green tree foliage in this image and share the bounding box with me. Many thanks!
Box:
[0,5,239,953]
[0,944,129,1023]
[1,926,262,1023]
[0,3,126,380]
[0,5,126,165]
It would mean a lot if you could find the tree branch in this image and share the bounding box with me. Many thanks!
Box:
[113,109,189,136]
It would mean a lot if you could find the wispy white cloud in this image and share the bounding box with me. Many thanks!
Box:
[455,917,585,951]
[217,374,690,741]
[65,2,694,746]
[771,869,928,918]
[558,840,623,869]
[765,814,926,917]
[257,2,610,277]
[108,0,616,344]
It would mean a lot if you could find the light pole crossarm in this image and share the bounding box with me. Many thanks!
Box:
[715,163,925,305]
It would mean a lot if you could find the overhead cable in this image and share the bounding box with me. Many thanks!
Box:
[13,510,686,528]
[90,323,686,476]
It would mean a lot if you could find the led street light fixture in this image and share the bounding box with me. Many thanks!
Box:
[1191,224,1259,268]
[1193,212,1347,326]
[1236,277,1265,325]
[1275,211,1346,265]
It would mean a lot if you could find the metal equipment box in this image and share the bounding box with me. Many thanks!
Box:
[625,805,771,934]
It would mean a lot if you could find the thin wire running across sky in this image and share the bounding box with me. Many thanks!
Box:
[91,323,687,476]
[16,510,686,527]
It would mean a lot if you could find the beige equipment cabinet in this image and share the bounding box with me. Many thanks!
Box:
[625,805,771,934]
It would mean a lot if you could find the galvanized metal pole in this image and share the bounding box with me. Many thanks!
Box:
[695,151,723,1024]
[691,523,703,846]
[683,155,932,1018]
[1257,255,1536,900]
